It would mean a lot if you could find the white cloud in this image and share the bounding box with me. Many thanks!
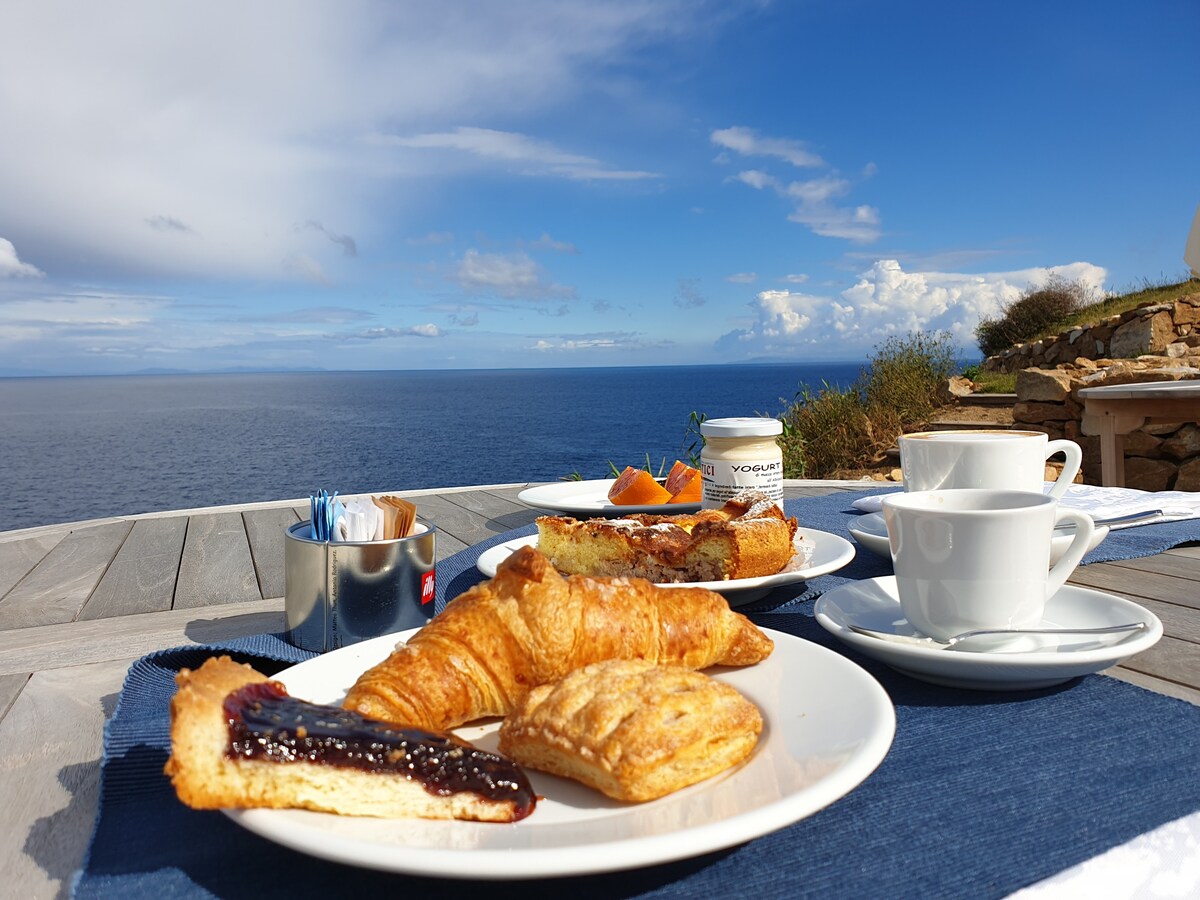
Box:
[530,233,580,254]
[780,273,809,284]
[716,127,881,243]
[711,126,824,168]
[375,127,658,181]
[716,259,1109,357]
[452,249,575,300]
[355,324,442,339]
[0,239,43,278]
[0,1,704,281]
[726,272,758,284]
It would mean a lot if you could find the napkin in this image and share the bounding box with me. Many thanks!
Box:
[851,484,1199,530]
[1054,484,1200,528]
[336,497,384,542]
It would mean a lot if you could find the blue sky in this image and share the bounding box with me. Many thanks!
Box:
[0,0,1196,375]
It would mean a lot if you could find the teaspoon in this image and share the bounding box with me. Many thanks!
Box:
[846,621,1147,650]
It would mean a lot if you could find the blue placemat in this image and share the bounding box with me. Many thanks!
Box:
[76,491,1200,898]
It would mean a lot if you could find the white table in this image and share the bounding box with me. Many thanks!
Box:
[1078,381,1200,486]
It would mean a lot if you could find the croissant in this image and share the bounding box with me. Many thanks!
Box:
[342,545,773,731]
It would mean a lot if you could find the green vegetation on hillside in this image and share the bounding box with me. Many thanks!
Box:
[975,276,1195,358]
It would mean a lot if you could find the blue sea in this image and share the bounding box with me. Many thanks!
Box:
[0,363,865,531]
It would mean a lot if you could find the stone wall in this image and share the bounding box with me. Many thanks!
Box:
[1013,360,1200,490]
[982,293,1200,374]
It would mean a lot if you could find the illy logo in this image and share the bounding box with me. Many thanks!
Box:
[420,570,436,605]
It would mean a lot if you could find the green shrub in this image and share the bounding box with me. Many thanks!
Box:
[779,330,957,478]
[864,332,956,429]
[975,275,1094,357]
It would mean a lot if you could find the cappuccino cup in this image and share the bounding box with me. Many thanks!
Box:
[899,429,1082,499]
[881,490,1094,641]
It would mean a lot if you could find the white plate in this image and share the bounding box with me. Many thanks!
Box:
[847,512,1110,566]
[224,628,895,880]
[517,479,701,515]
[475,529,856,606]
[814,576,1162,690]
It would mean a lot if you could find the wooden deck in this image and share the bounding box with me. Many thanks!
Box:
[2,480,1199,897]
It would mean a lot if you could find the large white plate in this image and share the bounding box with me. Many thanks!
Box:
[814,576,1162,691]
[847,512,1110,567]
[475,529,856,606]
[224,628,894,880]
[517,479,701,515]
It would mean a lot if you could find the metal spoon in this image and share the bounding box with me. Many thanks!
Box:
[1053,509,1163,531]
[846,621,1147,650]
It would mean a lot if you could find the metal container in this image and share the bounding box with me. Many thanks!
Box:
[284,520,437,652]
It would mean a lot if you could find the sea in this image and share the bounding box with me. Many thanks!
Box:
[0,363,866,531]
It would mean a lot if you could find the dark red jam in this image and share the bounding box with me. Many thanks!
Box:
[223,681,535,819]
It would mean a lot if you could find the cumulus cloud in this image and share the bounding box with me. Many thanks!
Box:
[0,239,43,278]
[716,259,1108,357]
[451,249,575,300]
[715,127,881,243]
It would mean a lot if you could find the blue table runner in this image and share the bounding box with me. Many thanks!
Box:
[75,491,1200,898]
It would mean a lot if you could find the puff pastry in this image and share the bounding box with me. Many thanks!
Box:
[343,545,773,731]
[498,659,763,802]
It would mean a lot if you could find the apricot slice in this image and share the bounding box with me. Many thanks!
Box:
[667,468,702,504]
[663,460,697,495]
[607,466,672,505]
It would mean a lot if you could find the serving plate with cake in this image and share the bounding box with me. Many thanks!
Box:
[220,625,894,879]
[481,491,855,603]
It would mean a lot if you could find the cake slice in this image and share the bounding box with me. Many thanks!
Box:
[164,655,536,822]
[535,490,799,582]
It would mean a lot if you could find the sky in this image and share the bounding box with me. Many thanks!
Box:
[0,0,1197,376]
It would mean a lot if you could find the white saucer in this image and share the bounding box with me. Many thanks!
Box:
[813,576,1162,690]
[475,529,855,606]
[847,512,1110,566]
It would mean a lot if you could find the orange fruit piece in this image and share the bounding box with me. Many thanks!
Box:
[607,466,672,505]
[664,460,702,503]
[668,472,702,503]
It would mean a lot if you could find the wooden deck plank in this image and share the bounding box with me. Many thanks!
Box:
[1106,666,1200,706]
[0,671,28,720]
[1069,564,1200,611]
[0,522,133,629]
[411,493,522,548]
[0,533,65,600]
[1116,634,1200,692]
[1100,545,1200,580]
[173,513,261,609]
[77,517,187,620]
[243,507,301,600]
[0,658,128,899]
[0,598,285,677]
[440,489,541,533]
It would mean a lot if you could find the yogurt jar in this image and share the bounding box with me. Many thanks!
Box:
[699,417,784,509]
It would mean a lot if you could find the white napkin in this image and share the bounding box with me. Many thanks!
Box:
[851,484,1199,529]
[334,497,385,541]
[1010,808,1200,898]
[1055,484,1200,528]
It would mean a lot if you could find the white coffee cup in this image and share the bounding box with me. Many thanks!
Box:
[881,489,1094,641]
[899,429,1082,499]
